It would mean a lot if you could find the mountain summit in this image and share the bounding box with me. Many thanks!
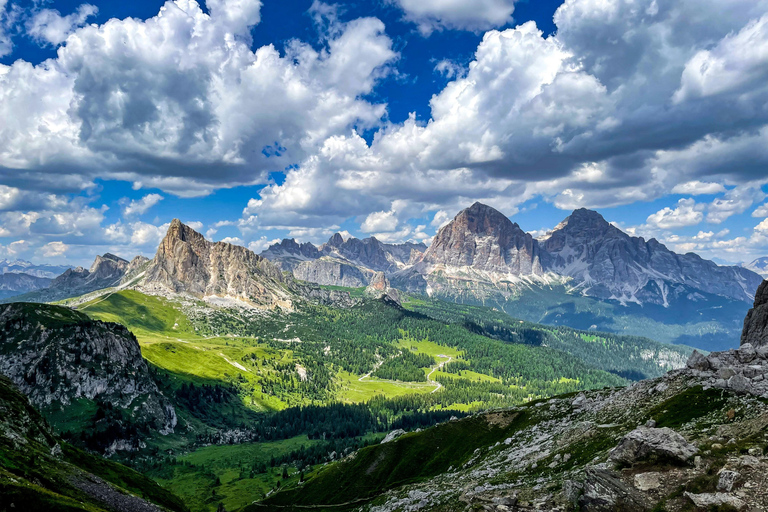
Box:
[421,202,545,275]
[140,219,292,309]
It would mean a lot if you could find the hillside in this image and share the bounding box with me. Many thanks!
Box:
[0,302,177,454]
[0,374,188,512]
[252,283,768,511]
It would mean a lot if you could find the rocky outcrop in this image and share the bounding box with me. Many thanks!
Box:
[741,280,768,347]
[609,427,698,465]
[293,259,372,288]
[365,272,400,304]
[577,467,649,512]
[0,375,187,512]
[0,303,176,452]
[140,219,293,309]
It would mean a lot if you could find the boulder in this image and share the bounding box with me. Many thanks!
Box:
[381,429,406,444]
[741,280,768,348]
[684,492,746,510]
[609,427,698,466]
[578,468,648,512]
[686,350,709,371]
[633,472,661,491]
[717,469,740,492]
[737,343,756,363]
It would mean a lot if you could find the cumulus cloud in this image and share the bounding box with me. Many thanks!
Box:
[0,0,397,197]
[122,193,164,217]
[646,198,705,229]
[41,241,68,257]
[26,4,98,46]
[671,181,727,196]
[753,202,768,218]
[392,0,517,35]
[706,186,765,224]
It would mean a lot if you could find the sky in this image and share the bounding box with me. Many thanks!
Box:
[1,0,768,267]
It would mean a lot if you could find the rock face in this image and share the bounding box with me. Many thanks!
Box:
[609,427,698,465]
[741,280,768,347]
[7,253,130,303]
[0,374,187,512]
[261,233,426,287]
[0,303,176,451]
[540,208,761,306]
[421,202,545,275]
[141,219,293,309]
[293,259,371,288]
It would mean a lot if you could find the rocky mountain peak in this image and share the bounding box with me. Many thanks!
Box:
[421,202,543,275]
[89,253,129,277]
[141,220,292,309]
[327,233,345,247]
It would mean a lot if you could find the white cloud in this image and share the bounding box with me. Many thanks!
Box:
[753,202,768,218]
[674,14,768,103]
[392,0,517,35]
[122,193,164,217]
[646,198,705,229]
[0,0,397,197]
[0,0,17,58]
[671,181,727,196]
[430,210,451,228]
[248,236,281,254]
[361,209,399,233]
[220,236,244,246]
[706,186,765,224]
[41,241,68,257]
[26,4,98,46]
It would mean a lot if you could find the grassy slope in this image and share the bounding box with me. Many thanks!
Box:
[255,410,532,510]
[0,375,188,512]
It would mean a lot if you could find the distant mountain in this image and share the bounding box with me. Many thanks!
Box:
[7,253,130,303]
[0,272,51,299]
[539,208,760,306]
[0,258,71,278]
[261,234,426,287]
[744,256,768,278]
[0,303,176,454]
[262,202,761,350]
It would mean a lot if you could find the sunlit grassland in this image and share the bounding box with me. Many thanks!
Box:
[334,370,435,403]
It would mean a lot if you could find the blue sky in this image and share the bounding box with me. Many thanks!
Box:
[0,0,767,267]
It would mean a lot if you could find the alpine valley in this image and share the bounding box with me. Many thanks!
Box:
[2,207,768,512]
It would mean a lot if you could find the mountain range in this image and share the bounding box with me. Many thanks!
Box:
[261,203,763,350]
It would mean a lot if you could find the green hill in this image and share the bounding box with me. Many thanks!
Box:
[0,374,188,512]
